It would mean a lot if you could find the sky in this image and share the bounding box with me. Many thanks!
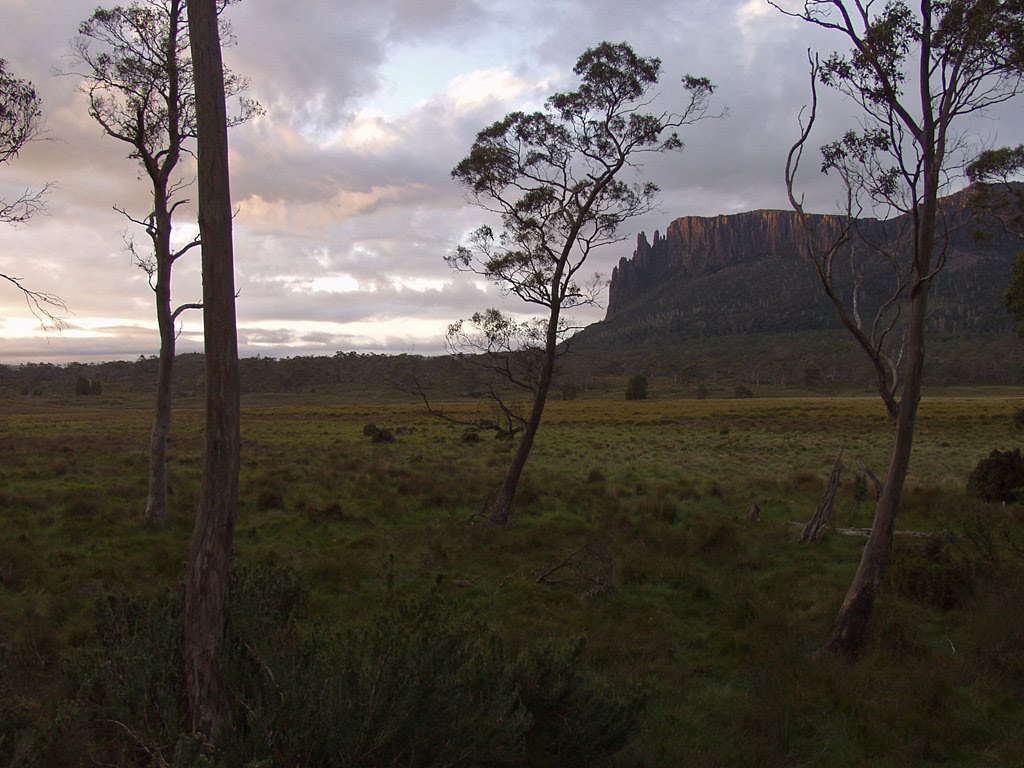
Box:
[1,0,1022,364]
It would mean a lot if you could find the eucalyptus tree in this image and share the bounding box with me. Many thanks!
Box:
[0,58,65,324]
[968,145,1024,326]
[450,41,716,525]
[772,0,1024,658]
[70,0,257,522]
[184,0,241,741]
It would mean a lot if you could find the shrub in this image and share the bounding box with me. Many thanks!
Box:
[364,422,396,443]
[734,384,753,399]
[70,567,642,767]
[885,537,973,610]
[625,375,648,401]
[696,383,709,400]
[967,448,1024,503]
[1013,406,1024,432]
[514,638,642,767]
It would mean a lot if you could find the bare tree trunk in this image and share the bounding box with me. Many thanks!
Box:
[801,453,842,543]
[146,230,174,523]
[184,0,240,742]
[488,293,561,525]
[488,351,554,525]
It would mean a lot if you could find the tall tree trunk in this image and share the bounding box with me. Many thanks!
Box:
[146,229,174,523]
[184,0,240,742]
[822,317,923,657]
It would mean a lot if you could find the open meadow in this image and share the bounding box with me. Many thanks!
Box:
[1,391,1023,766]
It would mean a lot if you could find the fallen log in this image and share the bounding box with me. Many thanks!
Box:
[785,521,946,538]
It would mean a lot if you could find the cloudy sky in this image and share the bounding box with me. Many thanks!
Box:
[1,0,1022,364]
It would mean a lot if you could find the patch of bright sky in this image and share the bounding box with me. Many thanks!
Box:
[359,12,556,122]
[0,317,140,340]
[239,317,450,343]
[307,274,457,294]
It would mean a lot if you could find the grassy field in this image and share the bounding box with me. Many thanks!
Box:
[1,391,1023,765]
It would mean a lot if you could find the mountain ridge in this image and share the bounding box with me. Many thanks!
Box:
[599,187,1017,337]
[558,187,1024,387]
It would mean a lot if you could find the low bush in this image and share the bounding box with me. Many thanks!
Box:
[885,537,973,610]
[68,565,642,767]
[967,448,1024,503]
[625,375,648,401]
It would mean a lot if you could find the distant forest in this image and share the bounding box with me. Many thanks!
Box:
[4,329,1023,401]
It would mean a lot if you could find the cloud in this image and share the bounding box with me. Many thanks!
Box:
[2,0,1022,364]
[445,68,544,113]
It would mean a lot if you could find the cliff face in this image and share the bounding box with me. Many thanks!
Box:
[607,208,885,319]
[596,188,1016,342]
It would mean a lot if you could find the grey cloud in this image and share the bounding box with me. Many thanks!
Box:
[3,0,1023,363]
[385,0,488,42]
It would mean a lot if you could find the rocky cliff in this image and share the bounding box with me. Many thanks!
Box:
[601,188,1016,339]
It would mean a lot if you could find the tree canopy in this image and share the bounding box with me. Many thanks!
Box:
[0,58,65,325]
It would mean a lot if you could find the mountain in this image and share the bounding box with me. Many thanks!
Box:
[566,187,1024,387]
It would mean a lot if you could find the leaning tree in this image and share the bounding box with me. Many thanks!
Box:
[450,41,716,525]
[70,0,257,522]
[0,58,65,325]
[772,0,1024,658]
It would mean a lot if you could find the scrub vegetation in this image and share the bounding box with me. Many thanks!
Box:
[1,390,1022,765]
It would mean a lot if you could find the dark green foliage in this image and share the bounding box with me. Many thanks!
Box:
[228,596,531,767]
[1012,405,1024,431]
[71,588,188,763]
[734,384,753,398]
[967,448,1024,502]
[69,565,641,767]
[1005,251,1024,333]
[363,422,396,443]
[885,537,973,610]
[513,638,642,767]
[625,374,648,400]
[695,382,709,399]
[75,375,101,395]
